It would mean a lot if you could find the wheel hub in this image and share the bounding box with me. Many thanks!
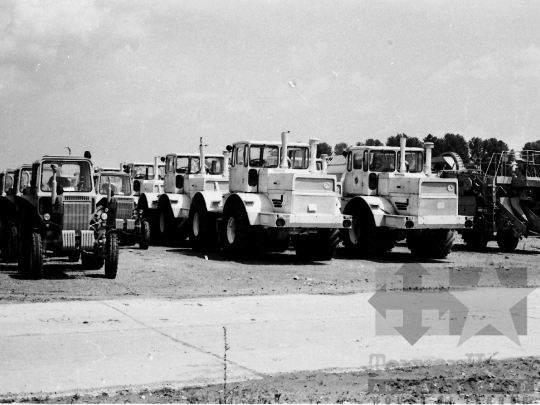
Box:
[226,217,236,244]
[193,212,200,237]
[349,219,360,244]
[159,211,166,234]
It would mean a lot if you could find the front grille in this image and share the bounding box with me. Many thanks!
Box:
[295,178,335,192]
[63,195,91,202]
[62,202,91,231]
[116,200,133,220]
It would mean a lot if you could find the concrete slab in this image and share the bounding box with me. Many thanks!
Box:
[1,289,539,397]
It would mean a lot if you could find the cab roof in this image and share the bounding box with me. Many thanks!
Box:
[166,153,224,158]
[98,171,130,177]
[36,155,92,163]
[348,145,424,152]
[232,141,310,148]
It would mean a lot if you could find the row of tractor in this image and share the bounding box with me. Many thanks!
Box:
[4,132,537,280]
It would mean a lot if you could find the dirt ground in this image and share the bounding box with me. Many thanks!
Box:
[2,236,540,403]
[1,236,539,305]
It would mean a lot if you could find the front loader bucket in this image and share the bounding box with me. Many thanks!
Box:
[496,198,527,238]
[522,204,540,234]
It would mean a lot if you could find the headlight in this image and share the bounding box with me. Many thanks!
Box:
[100,213,108,220]
[43,213,50,221]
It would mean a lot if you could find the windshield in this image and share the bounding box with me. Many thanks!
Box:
[98,175,131,196]
[204,157,224,174]
[287,146,310,169]
[368,151,396,172]
[4,174,13,192]
[132,165,154,180]
[19,169,31,192]
[157,165,165,179]
[41,161,93,192]
[397,151,424,173]
[249,145,280,168]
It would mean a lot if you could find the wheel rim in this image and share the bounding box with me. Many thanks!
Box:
[226,216,236,244]
[349,219,360,244]
[159,211,166,234]
[193,212,200,237]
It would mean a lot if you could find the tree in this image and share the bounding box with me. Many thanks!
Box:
[366,138,383,146]
[468,137,484,163]
[482,138,508,158]
[316,142,332,158]
[424,133,470,164]
[386,134,424,148]
[523,140,540,151]
[334,142,348,155]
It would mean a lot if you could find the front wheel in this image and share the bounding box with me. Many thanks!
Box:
[295,229,340,261]
[407,230,455,259]
[189,202,219,251]
[461,222,490,251]
[105,233,119,279]
[496,231,519,252]
[220,201,261,258]
[1,223,20,263]
[138,220,150,250]
[19,232,43,279]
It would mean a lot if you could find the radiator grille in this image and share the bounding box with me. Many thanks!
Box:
[116,200,133,220]
[64,195,91,202]
[62,202,91,231]
[295,178,335,192]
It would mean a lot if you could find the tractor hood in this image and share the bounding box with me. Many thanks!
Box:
[257,169,337,194]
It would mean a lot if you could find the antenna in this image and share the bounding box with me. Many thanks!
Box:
[65,146,71,155]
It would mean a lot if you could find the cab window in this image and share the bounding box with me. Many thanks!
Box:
[166,157,175,174]
[176,157,190,174]
[287,146,309,169]
[4,174,13,192]
[204,157,224,175]
[98,175,131,196]
[41,161,93,192]
[19,170,31,192]
[249,145,279,168]
[368,151,396,172]
[353,152,363,169]
[397,151,424,173]
[235,145,245,166]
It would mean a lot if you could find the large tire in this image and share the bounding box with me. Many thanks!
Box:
[19,232,43,279]
[138,220,150,250]
[1,223,19,263]
[496,231,519,252]
[157,203,174,243]
[81,252,104,270]
[67,250,81,262]
[105,233,119,279]
[407,230,455,259]
[295,229,340,261]
[460,221,490,251]
[220,200,261,258]
[341,214,395,257]
[189,200,220,252]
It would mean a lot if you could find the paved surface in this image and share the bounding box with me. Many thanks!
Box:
[1,289,540,397]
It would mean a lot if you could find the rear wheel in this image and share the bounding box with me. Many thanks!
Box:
[138,220,150,250]
[105,233,119,279]
[496,231,519,252]
[19,232,43,279]
[1,223,19,263]
[295,229,340,261]
[460,221,490,251]
[220,201,261,258]
[189,200,220,251]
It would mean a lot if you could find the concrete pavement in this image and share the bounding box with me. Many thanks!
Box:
[1,290,540,397]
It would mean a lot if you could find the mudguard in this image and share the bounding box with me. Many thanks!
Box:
[343,195,397,226]
[15,197,45,231]
[194,190,225,214]
[159,193,192,219]
[138,192,161,213]
[225,193,274,225]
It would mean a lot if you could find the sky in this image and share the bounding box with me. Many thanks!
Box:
[1,0,540,168]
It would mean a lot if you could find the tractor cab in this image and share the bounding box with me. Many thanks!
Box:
[163,152,228,196]
[6,164,32,203]
[123,159,165,197]
[0,169,16,198]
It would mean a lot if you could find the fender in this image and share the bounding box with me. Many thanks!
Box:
[15,196,45,231]
[343,195,397,226]
[0,197,19,223]
[158,193,192,219]
[225,192,274,226]
[194,190,225,213]
[138,192,161,212]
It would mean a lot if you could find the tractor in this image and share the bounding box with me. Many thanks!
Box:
[0,165,31,262]
[122,157,165,203]
[138,139,229,247]
[328,135,474,259]
[437,150,540,252]
[93,170,150,249]
[12,154,119,279]
[218,131,351,260]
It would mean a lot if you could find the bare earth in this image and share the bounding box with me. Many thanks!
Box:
[2,236,540,403]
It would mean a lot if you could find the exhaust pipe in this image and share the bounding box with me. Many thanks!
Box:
[399,134,407,173]
[50,164,59,205]
[320,154,328,173]
[309,138,319,172]
[223,150,230,177]
[424,142,434,175]
[107,177,112,203]
[280,131,290,169]
[199,137,206,175]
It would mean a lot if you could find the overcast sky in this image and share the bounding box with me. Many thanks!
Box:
[1,0,540,168]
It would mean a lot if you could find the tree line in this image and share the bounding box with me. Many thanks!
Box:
[317,134,540,164]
